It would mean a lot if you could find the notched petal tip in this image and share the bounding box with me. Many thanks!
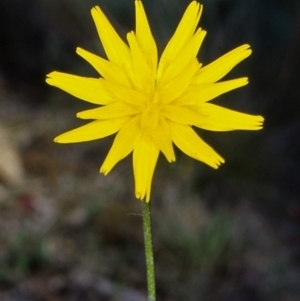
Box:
[190,1,200,9]
[168,156,176,163]
[137,193,151,203]
[46,71,54,78]
[236,44,252,56]
[241,77,249,86]
[251,115,265,129]
[135,191,146,202]
[197,4,203,21]
[211,156,225,169]
[218,157,225,165]
[126,31,135,40]
[99,166,109,176]
[244,44,252,51]
[191,1,203,21]
[254,115,265,129]
[45,71,65,85]
[91,6,101,15]
[45,71,57,83]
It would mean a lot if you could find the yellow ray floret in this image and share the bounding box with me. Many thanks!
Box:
[174,78,249,105]
[54,118,130,143]
[46,1,264,202]
[76,47,131,87]
[46,72,113,105]
[77,103,139,120]
[133,134,160,202]
[135,0,157,76]
[101,117,141,175]
[157,1,202,80]
[91,6,129,65]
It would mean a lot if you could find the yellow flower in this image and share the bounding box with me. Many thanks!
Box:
[46,1,264,202]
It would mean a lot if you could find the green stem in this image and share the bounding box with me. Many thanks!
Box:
[142,201,156,301]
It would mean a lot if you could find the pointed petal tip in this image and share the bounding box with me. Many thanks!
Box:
[76,111,94,119]
[53,136,65,144]
[54,135,67,144]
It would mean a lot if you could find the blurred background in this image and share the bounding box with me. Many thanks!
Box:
[0,0,300,300]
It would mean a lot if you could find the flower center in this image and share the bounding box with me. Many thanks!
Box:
[140,93,161,134]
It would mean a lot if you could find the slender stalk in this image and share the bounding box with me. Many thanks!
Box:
[142,201,156,301]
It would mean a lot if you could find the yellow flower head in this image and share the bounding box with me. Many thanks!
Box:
[46,1,264,202]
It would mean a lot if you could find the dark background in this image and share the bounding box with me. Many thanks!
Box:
[0,0,299,300]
